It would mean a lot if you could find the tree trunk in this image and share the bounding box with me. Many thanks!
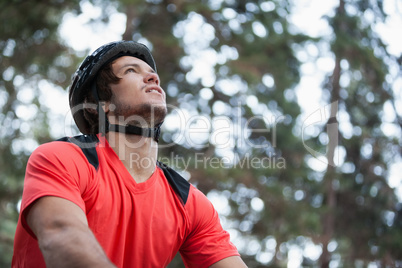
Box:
[320,25,342,268]
[122,4,138,41]
[320,57,341,268]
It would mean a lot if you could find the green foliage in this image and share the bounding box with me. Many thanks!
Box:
[0,0,82,266]
[0,0,401,267]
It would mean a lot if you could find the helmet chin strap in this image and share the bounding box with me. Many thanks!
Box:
[108,123,162,142]
[92,84,162,142]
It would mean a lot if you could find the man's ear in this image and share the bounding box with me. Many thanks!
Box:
[102,101,111,114]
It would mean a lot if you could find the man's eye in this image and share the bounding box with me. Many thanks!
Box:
[126,68,136,73]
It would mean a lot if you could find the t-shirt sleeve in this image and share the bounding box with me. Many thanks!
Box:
[20,141,94,237]
[180,186,239,267]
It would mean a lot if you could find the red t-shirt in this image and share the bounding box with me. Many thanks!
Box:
[12,136,239,267]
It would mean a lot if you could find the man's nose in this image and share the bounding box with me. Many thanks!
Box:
[144,72,159,85]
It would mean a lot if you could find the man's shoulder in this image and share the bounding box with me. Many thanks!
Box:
[30,135,99,168]
[156,162,213,211]
[56,135,100,169]
[56,134,99,147]
[157,161,191,205]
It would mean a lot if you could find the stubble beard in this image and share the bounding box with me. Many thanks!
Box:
[112,101,167,128]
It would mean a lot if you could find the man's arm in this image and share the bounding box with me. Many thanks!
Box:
[210,256,248,267]
[26,196,116,268]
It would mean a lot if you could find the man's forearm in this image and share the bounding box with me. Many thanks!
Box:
[38,225,116,268]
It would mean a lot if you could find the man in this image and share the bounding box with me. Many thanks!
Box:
[12,41,247,268]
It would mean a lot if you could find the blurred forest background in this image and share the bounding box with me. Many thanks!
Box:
[1,0,401,267]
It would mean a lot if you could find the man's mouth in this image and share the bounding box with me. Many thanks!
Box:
[145,87,163,94]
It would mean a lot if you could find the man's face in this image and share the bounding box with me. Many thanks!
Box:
[107,56,167,127]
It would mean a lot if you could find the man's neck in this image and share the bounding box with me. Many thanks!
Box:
[105,131,158,183]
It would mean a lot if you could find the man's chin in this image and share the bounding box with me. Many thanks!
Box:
[114,103,167,128]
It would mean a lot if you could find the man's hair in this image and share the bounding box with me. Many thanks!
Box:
[83,61,120,134]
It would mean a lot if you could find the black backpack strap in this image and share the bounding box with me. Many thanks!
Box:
[157,161,190,205]
[57,135,99,170]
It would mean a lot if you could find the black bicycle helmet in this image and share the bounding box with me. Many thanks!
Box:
[69,40,162,141]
